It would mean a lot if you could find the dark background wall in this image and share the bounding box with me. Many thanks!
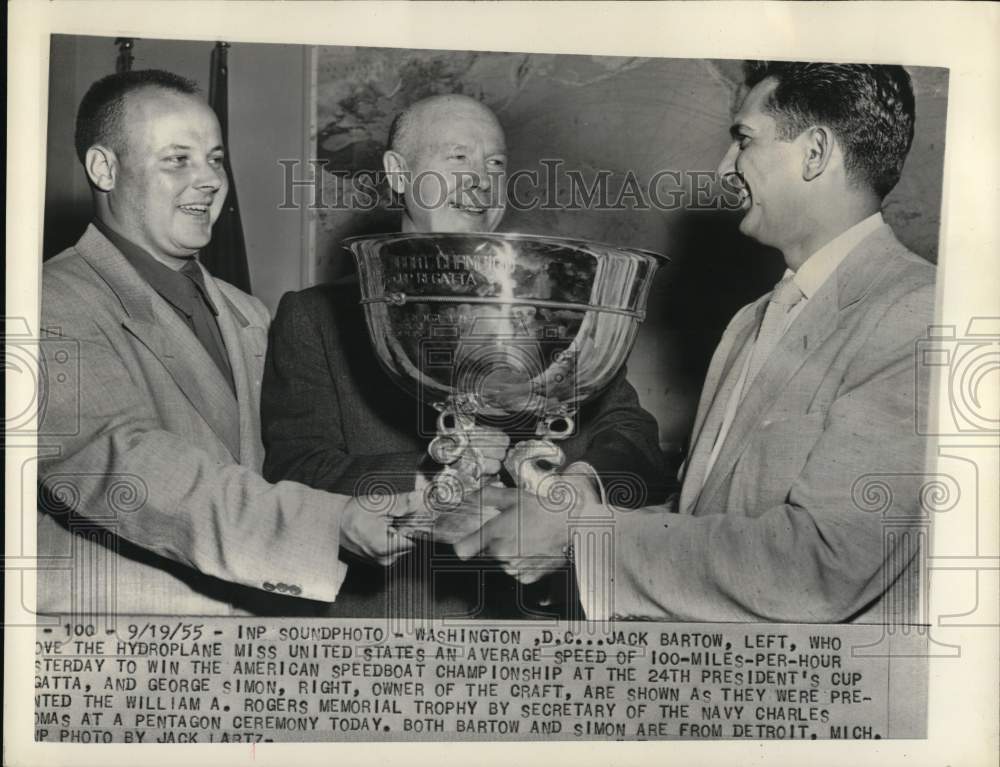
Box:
[45,36,947,455]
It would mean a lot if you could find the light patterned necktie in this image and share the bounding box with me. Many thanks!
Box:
[741,275,804,398]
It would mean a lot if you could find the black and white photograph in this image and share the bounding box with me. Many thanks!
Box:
[6,2,999,764]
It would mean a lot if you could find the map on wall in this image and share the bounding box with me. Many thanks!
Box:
[312,47,946,280]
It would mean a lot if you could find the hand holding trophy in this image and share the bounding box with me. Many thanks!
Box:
[347,232,665,544]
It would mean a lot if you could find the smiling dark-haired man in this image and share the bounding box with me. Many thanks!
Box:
[37,70,413,615]
[465,62,936,624]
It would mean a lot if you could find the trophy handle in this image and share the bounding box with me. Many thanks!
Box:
[426,408,500,509]
[536,413,575,440]
[503,439,567,496]
[427,411,473,464]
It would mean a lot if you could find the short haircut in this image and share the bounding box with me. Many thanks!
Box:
[743,61,915,199]
[386,108,411,156]
[74,69,200,164]
[386,94,497,159]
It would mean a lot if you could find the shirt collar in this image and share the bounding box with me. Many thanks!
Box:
[791,212,885,299]
[92,218,218,317]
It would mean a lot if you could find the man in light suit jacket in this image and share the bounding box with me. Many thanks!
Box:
[462,62,935,624]
[37,70,413,616]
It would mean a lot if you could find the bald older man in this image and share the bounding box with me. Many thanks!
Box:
[382,94,508,233]
[260,93,667,619]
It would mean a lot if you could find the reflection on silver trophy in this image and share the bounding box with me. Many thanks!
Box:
[348,232,666,521]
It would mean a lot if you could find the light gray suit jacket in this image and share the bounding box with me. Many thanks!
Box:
[608,225,935,623]
[37,225,349,615]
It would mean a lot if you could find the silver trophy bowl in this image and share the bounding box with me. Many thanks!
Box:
[347,232,666,507]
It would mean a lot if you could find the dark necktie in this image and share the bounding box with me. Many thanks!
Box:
[180,259,236,393]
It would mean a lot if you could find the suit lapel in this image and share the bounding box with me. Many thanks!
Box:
[677,303,761,514]
[694,286,838,514]
[76,225,242,461]
[692,226,900,516]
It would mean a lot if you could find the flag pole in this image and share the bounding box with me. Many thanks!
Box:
[202,41,252,293]
[114,38,134,73]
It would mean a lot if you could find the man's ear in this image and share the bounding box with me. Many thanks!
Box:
[84,146,118,192]
[801,126,835,182]
[382,150,409,195]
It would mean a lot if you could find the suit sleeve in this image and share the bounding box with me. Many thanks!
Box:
[564,369,670,506]
[37,286,349,603]
[594,283,933,622]
[260,291,425,495]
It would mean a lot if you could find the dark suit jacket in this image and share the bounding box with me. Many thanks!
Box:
[261,279,668,619]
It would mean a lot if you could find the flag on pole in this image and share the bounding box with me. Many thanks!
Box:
[115,38,134,73]
[201,42,252,293]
